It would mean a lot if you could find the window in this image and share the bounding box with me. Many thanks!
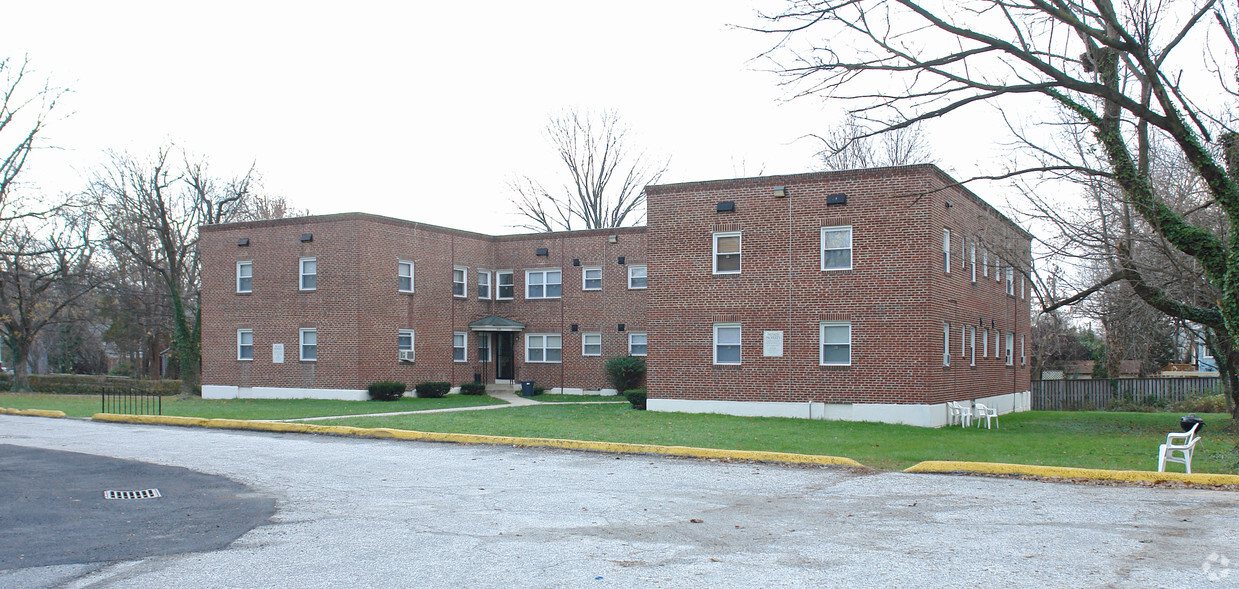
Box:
[582,266,602,291]
[398,260,414,293]
[300,328,317,361]
[714,323,741,365]
[995,257,1002,282]
[300,258,317,291]
[994,329,1000,358]
[713,232,741,274]
[453,267,467,298]
[982,328,989,358]
[1019,274,1025,299]
[237,261,252,293]
[629,332,647,356]
[1005,266,1014,295]
[477,270,491,299]
[497,270,514,300]
[970,243,977,282]
[982,249,989,277]
[399,329,415,361]
[526,334,562,363]
[943,322,951,366]
[526,269,562,299]
[820,322,851,366]
[943,229,951,273]
[453,332,467,362]
[582,333,602,356]
[628,265,647,289]
[478,333,491,362]
[961,326,967,366]
[821,226,853,271]
[969,326,976,367]
[237,329,253,360]
[1020,334,1026,365]
[1006,332,1014,365]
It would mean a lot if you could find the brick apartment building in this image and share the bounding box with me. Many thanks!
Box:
[201,165,1031,427]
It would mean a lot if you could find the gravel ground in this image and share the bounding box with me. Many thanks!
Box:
[2,415,1237,588]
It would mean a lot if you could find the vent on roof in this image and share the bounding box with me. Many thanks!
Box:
[104,489,162,500]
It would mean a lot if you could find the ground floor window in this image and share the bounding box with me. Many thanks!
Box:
[300,328,317,361]
[399,329,415,362]
[526,334,562,363]
[238,329,253,360]
[478,333,491,362]
[713,323,741,365]
[582,332,602,356]
[820,322,851,366]
[453,332,467,362]
[628,332,647,356]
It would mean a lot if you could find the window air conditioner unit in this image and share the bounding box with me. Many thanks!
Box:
[398,350,415,362]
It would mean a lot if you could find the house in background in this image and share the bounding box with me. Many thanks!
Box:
[200,165,1033,427]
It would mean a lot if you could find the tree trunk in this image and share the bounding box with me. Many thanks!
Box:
[9,339,31,392]
[169,289,200,397]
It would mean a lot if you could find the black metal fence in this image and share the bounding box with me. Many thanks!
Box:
[1032,378,1222,410]
[101,389,163,416]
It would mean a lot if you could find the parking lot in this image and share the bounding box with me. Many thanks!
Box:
[2,415,1236,588]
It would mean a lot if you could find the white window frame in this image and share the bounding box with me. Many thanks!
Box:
[582,332,602,357]
[1020,334,1026,366]
[712,231,741,275]
[961,326,967,366]
[982,249,989,278]
[628,265,647,289]
[1006,332,1015,366]
[299,328,317,361]
[1019,274,1025,299]
[398,329,415,362]
[713,323,742,365]
[237,261,252,293]
[398,260,415,293]
[969,326,976,367]
[1005,266,1015,295]
[982,328,989,358]
[299,257,317,291]
[943,322,951,366]
[970,243,976,282]
[994,329,1000,358]
[477,333,491,362]
[582,266,602,291]
[943,229,951,274]
[525,333,562,363]
[525,269,562,299]
[819,321,852,366]
[477,270,491,299]
[496,270,514,300]
[237,329,253,360]
[821,225,853,271]
[453,266,467,298]
[628,332,647,356]
[995,257,1002,282]
[453,331,467,363]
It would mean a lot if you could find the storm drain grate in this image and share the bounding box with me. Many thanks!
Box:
[103,489,162,500]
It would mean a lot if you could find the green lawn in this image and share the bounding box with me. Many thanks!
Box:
[0,393,506,420]
[317,406,1239,473]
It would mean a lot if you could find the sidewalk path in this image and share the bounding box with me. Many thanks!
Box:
[267,390,622,423]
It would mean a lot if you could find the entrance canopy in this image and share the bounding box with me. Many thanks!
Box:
[468,315,525,332]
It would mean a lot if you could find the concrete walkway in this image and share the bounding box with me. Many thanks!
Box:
[269,390,623,423]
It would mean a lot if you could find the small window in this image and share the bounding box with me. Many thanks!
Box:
[1005,266,1014,295]
[497,271,514,300]
[943,322,951,366]
[970,243,976,283]
[994,329,1000,358]
[995,258,1002,283]
[453,332,467,362]
[582,333,602,356]
[713,232,741,274]
[399,329,415,361]
[300,258,317,291]
[478,333,491,362]
[300,328,317,361]
[526,333,562,363]
[982,328,989,358]
[961,325,966,365]
[820,322,851,366]
[237,261,252,293]
[1020,334,1026,365]
[714,323,741,365]
[237,329,253,360]
[969,326,976,367]
[526,269,562,299]
[582,266,602,291]
[1006,332,1014,365]
[943,229,951,274]
[453,267,467,298]
[982,249,989,277]
[398,260,414,293]
[821,226,853,271]
[628,265,647,289]
[1019,273,1025,299]
[477,270,491,299]
[629,332,647,356]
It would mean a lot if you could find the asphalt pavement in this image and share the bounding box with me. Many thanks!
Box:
[1,415,1237,588]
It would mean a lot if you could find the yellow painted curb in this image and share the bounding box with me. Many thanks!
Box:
[0,407,66,418]
[89,413,864,468]
[904,460,1239,486]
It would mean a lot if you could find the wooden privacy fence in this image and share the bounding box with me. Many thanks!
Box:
[1032,378,1221,410]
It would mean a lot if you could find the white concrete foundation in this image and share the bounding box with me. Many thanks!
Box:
[648,390,1031,428]
[548,388,621,396]
[203,385,370,401]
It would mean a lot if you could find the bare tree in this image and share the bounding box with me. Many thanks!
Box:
[511,109,668,232]
[760,1,1239,419]
[815,114,936,171]
[87,147,257,396]
[0,56,64,220]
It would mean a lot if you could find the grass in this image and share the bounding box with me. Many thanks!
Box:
[0,392,506,420]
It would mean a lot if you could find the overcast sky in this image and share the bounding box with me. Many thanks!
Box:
[2,1,1011,235]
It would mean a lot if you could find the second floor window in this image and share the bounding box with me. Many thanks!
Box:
[628,265,647,289]
[497,270,514,300]
[453,267,467,298]
[583,266,602,291]
[526,269,562,299]
[713,232,741,274]
[943,229,951,273]
[478,270,491,299]
[237,261,252,293]
[398,260,414,292]
[300,258,317,290]
[821,226,853,271]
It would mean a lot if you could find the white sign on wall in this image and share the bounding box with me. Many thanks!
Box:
[272,343,284,364]
[763,331,784,357]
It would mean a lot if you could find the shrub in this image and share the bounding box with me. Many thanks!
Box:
[0,374,181,396]
[459,382,487,396]
[367,381,406,401]
[415,381,451,398]
[531,386,546,396]
[605,356,646,392]
[624,388,647,410]
[1170,394,1228,414]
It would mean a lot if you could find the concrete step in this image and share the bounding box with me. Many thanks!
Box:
[485,383,519,393]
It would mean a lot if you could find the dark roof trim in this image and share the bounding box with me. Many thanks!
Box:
[202,211,646,242]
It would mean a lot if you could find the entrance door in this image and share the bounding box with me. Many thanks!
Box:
[495,332,515,381]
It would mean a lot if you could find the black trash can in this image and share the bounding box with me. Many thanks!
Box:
[520,381,535,397]
[1180,415,1205,432]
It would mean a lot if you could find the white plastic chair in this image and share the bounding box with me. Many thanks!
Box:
[974,403,998,429]
[1158,424,1201,473]
[947,402,970,428]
